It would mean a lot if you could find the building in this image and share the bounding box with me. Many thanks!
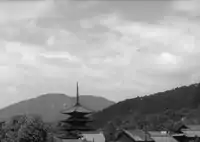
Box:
[173,123,188,133]
[115,129,180,142]
[57,82,95,140]
[115,129,154,142]
[172,124,200,142]
[81,131,105,142]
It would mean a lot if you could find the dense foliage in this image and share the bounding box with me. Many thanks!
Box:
[0,114,54,142]
[93,83,200,132]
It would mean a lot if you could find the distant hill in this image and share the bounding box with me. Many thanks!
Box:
[0,93,115,122]
[93,83,200,130]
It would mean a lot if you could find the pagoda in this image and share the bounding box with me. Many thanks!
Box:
[57,82,95,139]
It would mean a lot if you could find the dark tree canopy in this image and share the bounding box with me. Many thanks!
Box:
[0,114,53,142]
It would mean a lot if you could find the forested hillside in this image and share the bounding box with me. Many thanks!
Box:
[0,94,114,122]
[93,83,200,131]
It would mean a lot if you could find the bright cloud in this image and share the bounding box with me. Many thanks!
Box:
[157,52,180,65]
[41,51,80,62]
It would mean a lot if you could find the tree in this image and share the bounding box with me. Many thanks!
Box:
[193,85,200,107]
[0,115,27,142]
[0,114,52,142]
[103,122,117,142]
[112,117,123,128]
[17,115,47,142]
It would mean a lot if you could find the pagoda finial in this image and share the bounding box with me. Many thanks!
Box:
[76,82,80,105]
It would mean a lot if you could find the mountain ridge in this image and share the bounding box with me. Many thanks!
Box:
[0,93,115,122]
[92,83,200,129]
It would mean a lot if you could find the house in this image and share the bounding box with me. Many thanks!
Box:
[53,135,83,142]
[172,125,200,142]
[81,131,105,142]
[172,133,187,142]
[181,125,200,142]
[173,124,200,133]
[115,129,154,142]
[148,131,178,142]
[184,125,200,131]
[173,123,188,133]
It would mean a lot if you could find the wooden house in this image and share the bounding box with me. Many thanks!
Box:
[82,131,105,142]
[115,129,154,142]
[173,123,188,133]
[172,125,200,142]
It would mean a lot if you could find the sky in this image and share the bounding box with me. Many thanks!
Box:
[0,0,199,108]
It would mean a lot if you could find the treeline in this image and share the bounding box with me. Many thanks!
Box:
[0,114,55,142]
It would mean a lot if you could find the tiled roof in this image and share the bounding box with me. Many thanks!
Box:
[148,131,168,137]
[171,133,185,137]
[186,125,200,131]
[151,136,178,142]
[148,131,178,142]
[182,130,200,137]
[173,123,187,132]
[123,129,153,141]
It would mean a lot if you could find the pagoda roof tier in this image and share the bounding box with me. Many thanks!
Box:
[55,134,81,139]
[58,127,94,130]
[60,118,93,123]
[62,116,93,121]
[67,115,93,119]
[61,104,94,114]
[58,126,94,131]
[56,130,81,134]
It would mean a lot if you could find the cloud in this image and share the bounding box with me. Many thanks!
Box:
[80,19,96,29]
[46,36,56,46]
[156,52,181,68]
[172,0,200,17]
[0,35,113,105]
[76,1,100,9]
[76,5,200,96]
[1,0,200,106]
[41,51,80,62]
[0,40,74,81]
[0,40,79,106]
[45,30,85,48]
[4,41,42,66]
[0,0,55,24]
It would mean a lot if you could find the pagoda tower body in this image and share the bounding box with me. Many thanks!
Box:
[57,82,95,139]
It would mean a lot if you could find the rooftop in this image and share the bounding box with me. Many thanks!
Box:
[182,130,200,137]
[82,131,105,142]
[120,129,154,141]
[61,104,93,114]
[151,136,178,142]
[185,125,200,131]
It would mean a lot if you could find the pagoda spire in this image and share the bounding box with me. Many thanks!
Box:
[57,82,96,139]
[76,82,80,106]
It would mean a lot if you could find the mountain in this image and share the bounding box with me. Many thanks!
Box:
[93,83,200,130]
[0,93,115,122]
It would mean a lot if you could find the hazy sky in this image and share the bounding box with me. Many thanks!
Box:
[0,0,199,108]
